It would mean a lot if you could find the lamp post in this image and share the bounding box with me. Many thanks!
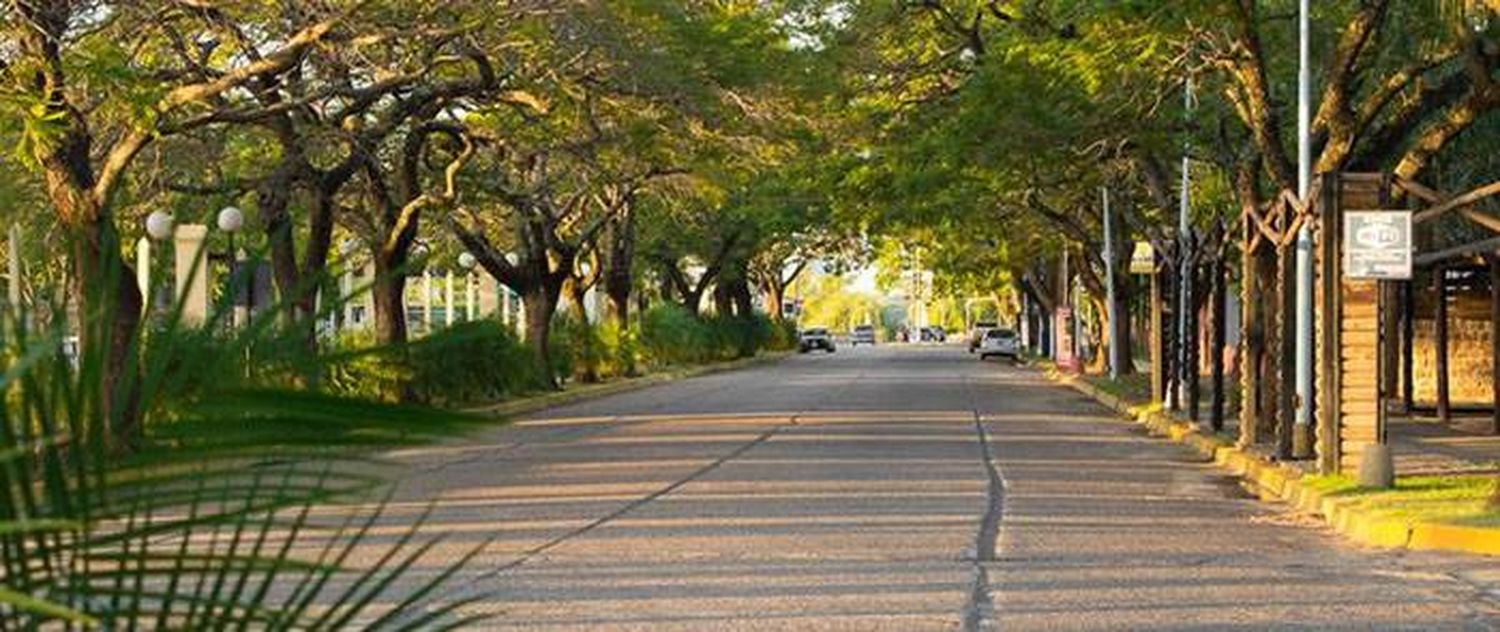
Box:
[217,206,246,327]
[411,243,431,333]
[459,252,478,321]
[142,211,175,317]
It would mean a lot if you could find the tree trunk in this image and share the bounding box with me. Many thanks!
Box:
[72,222,145,452]
[764,282,786,321]
[524,280,563,387]
[608,287,631,329]
[565,278,590,324]
[1210,250,1228,432]
[46,158,144,451]
[713,282,733,317]
[371,264,408,347]
[731,276,754,317]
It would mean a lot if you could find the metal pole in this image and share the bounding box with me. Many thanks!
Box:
[1178,76,1194,408]
[1103,186,1119,380]
[1293,0,1316,458]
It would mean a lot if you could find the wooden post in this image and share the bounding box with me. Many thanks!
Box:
[1277,237,1298,459]
[1401,280,1415,414]
[1435,264,1452,424]
[1491,255,1500,435]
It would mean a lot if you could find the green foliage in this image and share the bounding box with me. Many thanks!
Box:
[325,321,543,406]
[637,304,778,366]
[1,294,487,628]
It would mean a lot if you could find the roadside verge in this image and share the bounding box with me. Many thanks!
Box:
[1039,365,1500,557]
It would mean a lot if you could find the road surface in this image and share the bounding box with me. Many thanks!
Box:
[380,345,1499,630]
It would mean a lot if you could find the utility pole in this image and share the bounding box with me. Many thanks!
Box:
[1293,0,1316,459]
[1103,186,1120,380]
[1177,76,1195,410]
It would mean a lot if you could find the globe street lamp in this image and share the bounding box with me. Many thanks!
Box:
[458,252,478,321]
[145,211,175,242]
[217,206,247,327]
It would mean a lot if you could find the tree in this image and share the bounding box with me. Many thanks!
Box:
[2,3,348,447]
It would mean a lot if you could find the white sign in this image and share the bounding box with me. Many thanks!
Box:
[1344,211,1413,280]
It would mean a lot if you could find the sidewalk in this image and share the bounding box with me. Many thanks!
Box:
[1052,367,1500,557]
[1081,373,1500,478]
[1390,414,1500,476]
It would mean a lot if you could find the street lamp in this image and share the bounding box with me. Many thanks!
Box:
[216,206,248,327]
[459,252,478,321]
[146,211,175,242]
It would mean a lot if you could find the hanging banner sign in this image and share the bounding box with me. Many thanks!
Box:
[1129,242,1155,275]
[1343,211,1413,280]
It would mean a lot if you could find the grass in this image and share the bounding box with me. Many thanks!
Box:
[1083,372,1154,403]
[1303,474,1500,528]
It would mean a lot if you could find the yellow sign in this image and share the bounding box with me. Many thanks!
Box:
[1129,242,1155,275]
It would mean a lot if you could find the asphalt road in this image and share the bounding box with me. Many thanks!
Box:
[379,344,1500,630]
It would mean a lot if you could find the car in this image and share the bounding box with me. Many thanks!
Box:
[968,321,998,353]
[850,324,877,346]
[799,327,836,353]
[978,328,1020,360]
[921,326,946,343]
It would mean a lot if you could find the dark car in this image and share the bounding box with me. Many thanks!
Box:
[799,327,836,353]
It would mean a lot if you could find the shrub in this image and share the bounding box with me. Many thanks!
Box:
[639,304,713,366]
[638,305,780,367]
[325,320,543,405]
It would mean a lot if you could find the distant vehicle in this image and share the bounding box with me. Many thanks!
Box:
[978,328,1020,360]
[850,325,877,346]
[799,327,836,354]
[968,321,998,353]
[921,326,946,343]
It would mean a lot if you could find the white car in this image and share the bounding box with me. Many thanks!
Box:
[978,328,1019,360]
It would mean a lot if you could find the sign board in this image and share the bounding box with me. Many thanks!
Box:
[1129,242,1155,275]
[1343,211,1413,280]
[1054,306,1077,371]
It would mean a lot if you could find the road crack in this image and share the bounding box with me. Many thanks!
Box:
[962,411,1005,632]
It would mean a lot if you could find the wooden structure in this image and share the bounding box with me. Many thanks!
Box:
[1255,173,1500,476]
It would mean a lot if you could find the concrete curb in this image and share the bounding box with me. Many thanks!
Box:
[1041,366,1500,558]
[468,351,794,419]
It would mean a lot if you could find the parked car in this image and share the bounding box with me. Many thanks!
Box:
[968,321,998,353]
[978,328,1020,360]
[799,327,836,353]
[850,324,878,346]
[921,326,947,343]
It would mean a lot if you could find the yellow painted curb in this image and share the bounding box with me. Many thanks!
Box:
[1038,367,1500,558]
[1409,523,1500,555]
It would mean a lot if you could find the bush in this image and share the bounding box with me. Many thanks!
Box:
[639,304,713,366]
[553,316,644,383]
[325,320,544,405]
[638,305,779,367]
